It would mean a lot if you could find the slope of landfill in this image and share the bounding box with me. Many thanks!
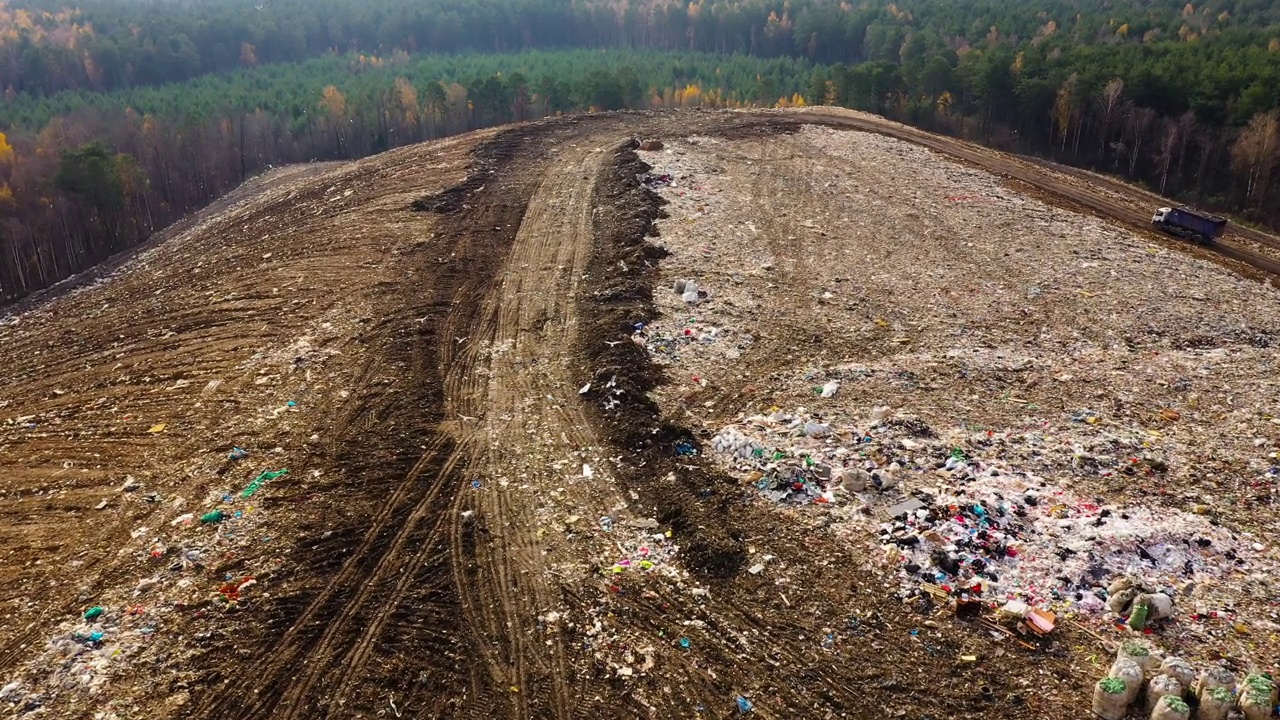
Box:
[2,108,1280,720]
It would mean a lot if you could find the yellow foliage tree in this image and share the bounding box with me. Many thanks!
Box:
[394,77,418,127]
[0,130,13,165]
[320,85,347,120]
[936,91,954,116]
[678,83,701,107]
[792,93,807,107]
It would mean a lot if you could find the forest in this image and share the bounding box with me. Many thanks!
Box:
[1,0,1279,302]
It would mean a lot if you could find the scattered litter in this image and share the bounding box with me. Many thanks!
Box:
[240,469,288,498]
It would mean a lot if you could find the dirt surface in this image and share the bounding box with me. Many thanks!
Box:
[2,108,1280,720]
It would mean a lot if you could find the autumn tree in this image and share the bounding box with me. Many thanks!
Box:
[1052,73,1080,153]
[1231,111,1280,206]
[393,77,419,140]
[319,85,348,156]
[1097,78,1125,163]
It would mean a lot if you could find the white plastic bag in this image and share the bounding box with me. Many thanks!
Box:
[1110,657,1145,705]
[1159,657,1197,691]
[1147,675,1183,715]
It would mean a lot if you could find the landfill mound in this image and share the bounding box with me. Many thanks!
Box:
[2,109,1280,720]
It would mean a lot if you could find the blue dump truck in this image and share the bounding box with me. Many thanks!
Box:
[1151,206,1228,244]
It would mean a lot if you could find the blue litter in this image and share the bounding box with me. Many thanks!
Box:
[674,440,698,456]
[736,697,753,713]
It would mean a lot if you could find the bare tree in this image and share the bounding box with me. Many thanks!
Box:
[1126,105,1156,176]
[1156,118,1180,194]
[1231,110,1280,206]
[1098,78,1125,162]
[1175,111,1196,180]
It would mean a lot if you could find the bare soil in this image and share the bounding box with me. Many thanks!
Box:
[2,108,1279,720]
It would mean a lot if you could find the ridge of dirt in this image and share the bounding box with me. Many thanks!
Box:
[409,127,527,214]
[575,143,747,579]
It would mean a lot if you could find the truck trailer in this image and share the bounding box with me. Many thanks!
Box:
[1151,206,1228,244]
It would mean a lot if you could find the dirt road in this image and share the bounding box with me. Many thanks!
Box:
[2,108,1279,719]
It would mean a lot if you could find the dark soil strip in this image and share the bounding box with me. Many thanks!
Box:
[410,127,526,214]
[188,127,551,719]
[575,141,747,580]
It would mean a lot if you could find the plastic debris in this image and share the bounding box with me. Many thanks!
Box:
[241,468,288,498]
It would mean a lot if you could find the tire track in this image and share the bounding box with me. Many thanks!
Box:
[188,125,632,720]
[439,141,620,719]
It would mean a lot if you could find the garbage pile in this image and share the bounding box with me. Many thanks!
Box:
[0,457,295,713]
[1092,641,1277,720]
[632,312,751,366]
[708,408,904,506]
[641,172,673,188]
[706,407,1267,625]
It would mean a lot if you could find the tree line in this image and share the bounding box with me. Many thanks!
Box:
[4,0,1280,98]
[0,49,813,302]
[2,0,1280,304]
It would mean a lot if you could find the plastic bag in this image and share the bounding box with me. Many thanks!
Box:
[1111,657,1145,705]
[1147,675,1183,715]
[1159,657,1197,691]
[1150,695,1190,720]
[1092,676,1129,720]
[1194,686,1233,720]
